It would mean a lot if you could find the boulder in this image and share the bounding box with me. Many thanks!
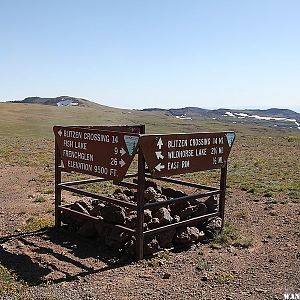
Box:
[144,237,160,256]
[144,209,152,223]
[144,187,160,201]
[148,196,167,204]
[123,189,135,197]
[162,188,187,199]
[124,237,135,255]
[125,214,137,229]
[204,217,222,238]
[148,218,160,229]
[177,206,193,220]
[71,202,90,215]
[192,203,208,217]
[205,195,218,212]
[170,200,190,216]
[89,202,105,217]
[174,226,204,245]
[101,204,126,225]
[105,227,129,250]
[154,207,173,225]
[112,190,130,202]
[172,215,180,223]
[77,221,97,238]
[158,228,176,248]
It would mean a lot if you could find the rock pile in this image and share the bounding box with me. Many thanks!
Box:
[61,181,222,256]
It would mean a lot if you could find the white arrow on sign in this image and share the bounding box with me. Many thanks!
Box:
[157,138,163,150]
[155,163,165,172]
[119,159,126,167]
[155,151,164,160]
[58,129,63,137]
[119,148,126,156]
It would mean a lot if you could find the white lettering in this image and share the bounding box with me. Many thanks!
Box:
[167,139,188,148]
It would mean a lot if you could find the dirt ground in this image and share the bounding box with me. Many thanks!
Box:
[0,165,299,300]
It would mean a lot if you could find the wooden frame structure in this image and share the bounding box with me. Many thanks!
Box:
[54,124,233,260]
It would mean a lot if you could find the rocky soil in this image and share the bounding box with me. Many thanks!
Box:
[0,165,299,299]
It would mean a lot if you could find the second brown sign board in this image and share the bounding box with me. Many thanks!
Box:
[139,132,235,177]
[53,126,139,181]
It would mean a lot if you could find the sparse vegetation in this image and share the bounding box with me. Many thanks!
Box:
[0,102,299,298]
[210,222,253,249]
[33,195,46,203]
[196,259,212,271]
[214,271,235,284]
[0,264,27,296]
[19,216,54,232]
[264,191,274,198]
[148,251,172,268]
[237,208,250,219]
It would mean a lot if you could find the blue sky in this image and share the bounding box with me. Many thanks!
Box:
[1,0,300,112]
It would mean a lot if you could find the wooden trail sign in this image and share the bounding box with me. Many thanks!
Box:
[139,132,235,177]
[53,126,139,181]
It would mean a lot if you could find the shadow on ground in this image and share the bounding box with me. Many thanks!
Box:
[0,227,131,286]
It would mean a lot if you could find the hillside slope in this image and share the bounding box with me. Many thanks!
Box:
[10,96,100,108]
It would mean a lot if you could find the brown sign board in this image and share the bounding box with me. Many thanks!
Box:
[139,132,235,177]
[66,125,143,134]
[53,126,140,181]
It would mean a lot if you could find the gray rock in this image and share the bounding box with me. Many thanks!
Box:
[158,228,176,248]
[154,207,173,225]
[205,195,218,212]
[148,196,167,204]
[204,217,222,238]
[124,237,136,255]
[125,214,137,229]
[112,191,130,202]
[144,209,152,223]
[177,206,193,220]
[105,227,129,249]
[170,200,190,216]
[144,237,160,256]
[174,226,204,245]
[144,187,160,201]
[192,203,208,217]
[172,215,180,223]
[101,204,126,225]
[123,189,134,197]
[71,202,90,215]
[77,221,97,238]
[148,217,160,229]
[89,202,105,217]
[162,188,187,199]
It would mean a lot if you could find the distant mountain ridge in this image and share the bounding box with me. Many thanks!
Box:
[142,107,300,119]
[6,96,300,129]
[11,96,98,107]
[142,107,300,130]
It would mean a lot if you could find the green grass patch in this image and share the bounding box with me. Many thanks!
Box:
[148,251,171,268]
[196,259,212,271]
[237,208,250,219]
[210,222,253,249]
[33,195,46,203]
[289,191,300,200]
[263,191,274,198]
[0,264,27,296]
[214,271,235,284]
[19,217,54,232]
